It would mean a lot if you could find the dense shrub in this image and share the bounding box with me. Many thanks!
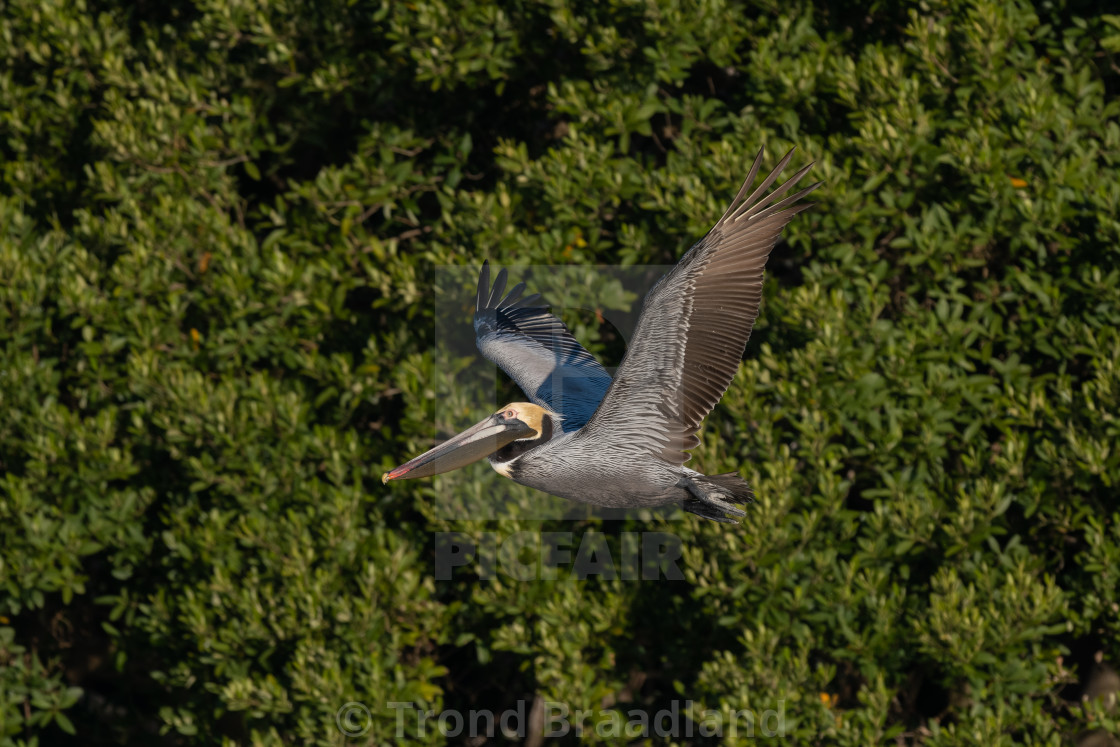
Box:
[2,0,1119,744]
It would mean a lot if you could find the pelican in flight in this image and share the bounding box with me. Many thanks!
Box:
[383,149,819,522]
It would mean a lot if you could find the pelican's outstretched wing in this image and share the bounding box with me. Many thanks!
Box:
[474,262,612,432]
[576,148,820,462]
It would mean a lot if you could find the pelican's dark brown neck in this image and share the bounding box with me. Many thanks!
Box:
[492,414,553,464]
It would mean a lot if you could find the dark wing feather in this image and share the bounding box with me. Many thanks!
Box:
[576,148,820,462]
[474,262,612,432]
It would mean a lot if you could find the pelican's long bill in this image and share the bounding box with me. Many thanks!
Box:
[382,410,536,483]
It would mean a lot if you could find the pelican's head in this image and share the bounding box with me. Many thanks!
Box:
[382,403,554,483]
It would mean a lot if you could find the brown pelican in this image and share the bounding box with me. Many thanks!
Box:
[383,149,819,522]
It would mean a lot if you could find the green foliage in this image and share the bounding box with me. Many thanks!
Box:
[1,0,1119,744]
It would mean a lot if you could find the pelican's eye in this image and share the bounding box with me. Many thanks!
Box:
[504,409,516,419]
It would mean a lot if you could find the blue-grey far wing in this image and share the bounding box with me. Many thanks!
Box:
[474,262,612,432]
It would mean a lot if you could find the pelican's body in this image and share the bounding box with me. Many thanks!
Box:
[384,149,819,522]
[495,430,723,510]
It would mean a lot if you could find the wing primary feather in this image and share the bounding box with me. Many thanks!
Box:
[477,260,491,311]
[513,292,542,309]
[489,268,508,308]
[717,148,765,224]
[502,281,526,306]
